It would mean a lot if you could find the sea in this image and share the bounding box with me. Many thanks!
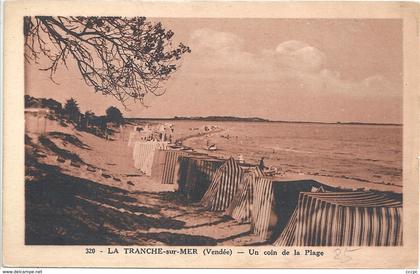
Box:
[165,120,403,186]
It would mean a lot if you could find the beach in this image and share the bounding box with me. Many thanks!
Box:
[25,119,266,245]
[156,120,402,189]
[24,116,403,245]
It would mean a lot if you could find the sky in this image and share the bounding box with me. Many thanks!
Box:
[26,18,402,123]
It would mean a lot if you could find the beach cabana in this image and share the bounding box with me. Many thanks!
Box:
[150,149,167,181]
[128,131,149,147]
[224,166,264,222]
[25,108,52,135]
[151,149,188,185]
[274,191,403,246]
[251,176,337,241]
[178,155,224,202]
[132,141,168,176]
[201,157,245,212]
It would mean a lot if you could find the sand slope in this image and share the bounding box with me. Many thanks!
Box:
[25,121,264,245]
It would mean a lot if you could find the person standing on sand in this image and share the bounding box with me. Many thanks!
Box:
[259,157,265,170]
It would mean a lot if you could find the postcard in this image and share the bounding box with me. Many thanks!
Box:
[2,0,419,268]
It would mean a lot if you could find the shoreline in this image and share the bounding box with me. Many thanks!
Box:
[176,125,402,194]
[24,117,403,246]
[128,118,402,127]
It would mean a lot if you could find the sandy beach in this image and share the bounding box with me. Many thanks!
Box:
[25,119,267,245]
[154,120,402,191]
[25,118,402,245]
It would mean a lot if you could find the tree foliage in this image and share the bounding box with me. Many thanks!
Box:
[24,16,191,107]
[25,95,62,112]
[105,106,124,125]
[84,110,95,118]
[64,98,80,122]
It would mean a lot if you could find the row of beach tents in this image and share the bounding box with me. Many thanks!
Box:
[128,124,174,146]
[130,140,403,246]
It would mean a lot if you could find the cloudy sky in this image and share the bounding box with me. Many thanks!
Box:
[27,18,402,123]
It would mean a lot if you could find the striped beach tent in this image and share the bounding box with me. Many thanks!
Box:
[161,150,189,184]
[151,149,188,185]
[224,166,264,222]
[251,177,337,241]
[201,157,245,212]
[274,191,403,246]
[150,149,167,182]
[178,155,224,202]
[128,131,147,147]
[132,141,168,176]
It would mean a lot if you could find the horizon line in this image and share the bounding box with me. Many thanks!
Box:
[125,116,402,126]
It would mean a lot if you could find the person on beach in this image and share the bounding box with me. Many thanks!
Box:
[259,157,265,170]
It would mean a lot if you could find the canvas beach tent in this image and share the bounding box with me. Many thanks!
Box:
[128,124,154,147]
[150,149,188,185]
[132,141,168,176]
[274,191,403,246]
[177,155,225,202]
[25,108,52,136]
[251,176,337,241]
[161,150,189,185]
[150,149,167,182]
[128,131,148,147]
[201,157,245,212]
[224,166,264,223]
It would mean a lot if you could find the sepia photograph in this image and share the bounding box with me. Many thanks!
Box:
[23,16,403,246]
[2,0,419,269]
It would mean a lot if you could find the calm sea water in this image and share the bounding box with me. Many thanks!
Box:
[170,120,402,186]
